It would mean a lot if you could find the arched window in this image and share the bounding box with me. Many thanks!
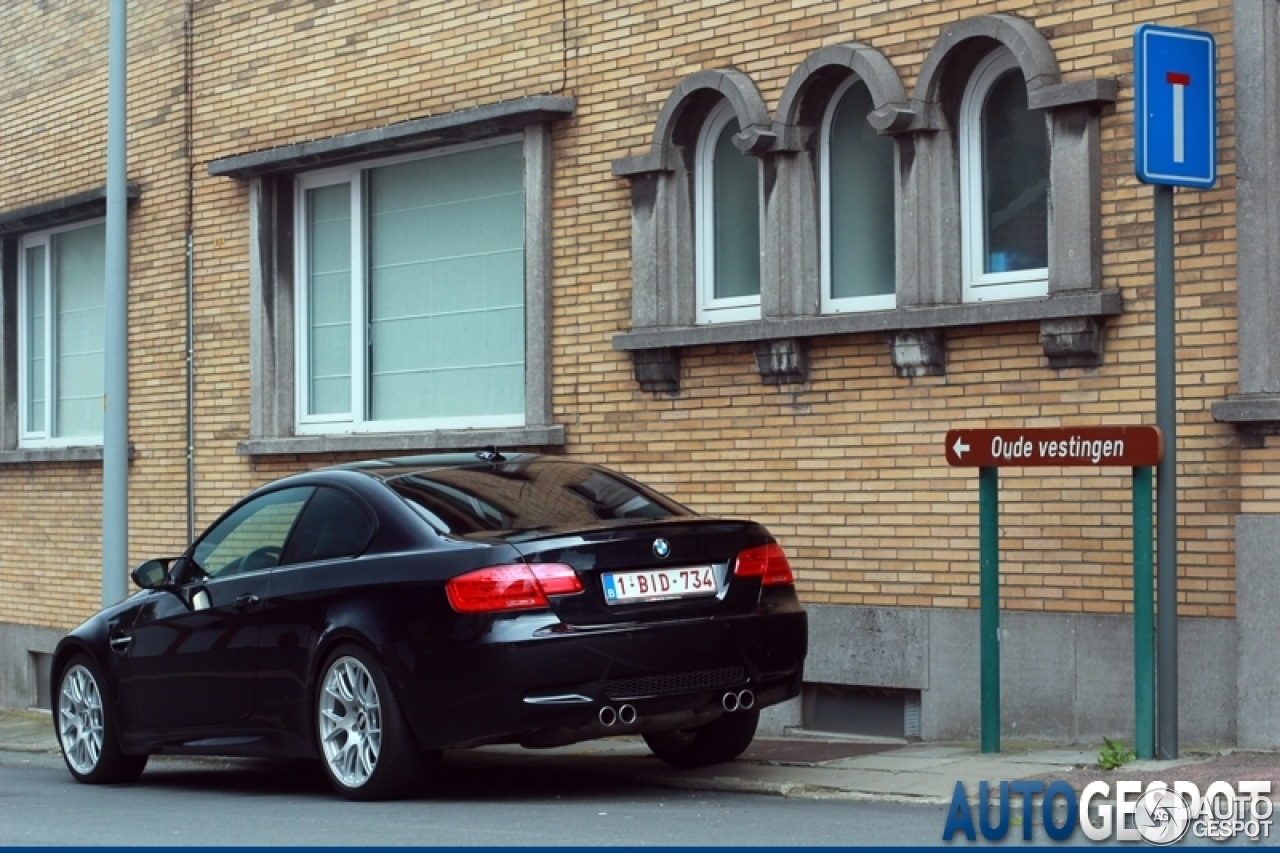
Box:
[695,100,761,324]
[821,76,896,313]
[960,49,1049,302]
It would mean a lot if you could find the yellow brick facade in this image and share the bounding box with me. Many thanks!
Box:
[0,0,1260,641]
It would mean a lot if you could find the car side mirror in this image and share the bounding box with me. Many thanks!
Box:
[131,559,171,590]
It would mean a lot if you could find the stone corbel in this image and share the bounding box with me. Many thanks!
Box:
[891,331,946,377]
[1041,316,1104,368]
[630,348,681,393]
[754,339,808,385]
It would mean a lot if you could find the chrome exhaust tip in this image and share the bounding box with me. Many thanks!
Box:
[598,706,617,727]
[737,689,755,710]
[721,691,740,712]
[617,704,637,725]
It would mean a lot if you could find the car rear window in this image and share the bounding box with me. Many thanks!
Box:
[386,459,691,536]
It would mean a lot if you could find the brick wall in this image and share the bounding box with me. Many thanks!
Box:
[0,0,1252,631]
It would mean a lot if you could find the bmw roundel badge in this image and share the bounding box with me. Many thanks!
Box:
[653,538,671,559]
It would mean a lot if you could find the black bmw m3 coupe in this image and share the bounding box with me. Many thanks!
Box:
[52,452,808,799]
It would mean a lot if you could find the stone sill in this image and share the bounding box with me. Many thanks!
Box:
[237,425,567,457]
[613,290,1123,390]
[0,444,138,465]
[612,289,1123,352]
[1212,396,1280,432]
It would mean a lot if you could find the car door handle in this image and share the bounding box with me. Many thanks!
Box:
[233,593,260,610]
[109,635,133,652]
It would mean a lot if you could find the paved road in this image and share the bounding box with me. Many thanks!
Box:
[0,748,950,846]
[4,746,1266,846]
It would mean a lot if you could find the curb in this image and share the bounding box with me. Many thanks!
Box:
[632,770,954,804]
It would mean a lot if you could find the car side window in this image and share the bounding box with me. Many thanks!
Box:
[280,487,376,566]
[189,486,314,580]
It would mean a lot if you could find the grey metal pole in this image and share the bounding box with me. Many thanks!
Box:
[103,0,129,607]
[1154,183,1178,759]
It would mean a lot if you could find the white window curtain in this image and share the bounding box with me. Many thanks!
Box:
[18,221,106,445]
[821,77,896,313]
[297,139,526,433]
[960,49,1050,303]
[696,100,761,324]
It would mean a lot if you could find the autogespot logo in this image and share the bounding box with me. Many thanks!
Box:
[942,779,1273,844]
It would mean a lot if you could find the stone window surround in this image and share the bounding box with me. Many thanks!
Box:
[207,96,573,456]
[0,185,141,465]
[611,15,1120,392]
[1212,0,1280,432]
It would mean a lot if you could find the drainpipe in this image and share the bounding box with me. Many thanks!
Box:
[103,0,129,606]
[184,0,196,543]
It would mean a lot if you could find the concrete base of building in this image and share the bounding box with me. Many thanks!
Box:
[0,623,63,711]
[790,604,1238,747]
[1236,515,1280,748]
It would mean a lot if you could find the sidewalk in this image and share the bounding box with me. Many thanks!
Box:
[4,707,1275,804]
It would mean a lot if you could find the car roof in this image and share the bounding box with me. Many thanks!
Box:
[324,451,546,482]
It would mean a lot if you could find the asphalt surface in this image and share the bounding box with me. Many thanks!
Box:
[4,707,1276,807]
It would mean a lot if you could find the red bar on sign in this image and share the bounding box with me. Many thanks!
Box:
[1166,72,1191,86]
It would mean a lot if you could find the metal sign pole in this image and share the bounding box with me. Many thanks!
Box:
[1154,183,1178,759]
[1133,465,1156,760]
[1135,22,1216,761]
[979,466,1000,754]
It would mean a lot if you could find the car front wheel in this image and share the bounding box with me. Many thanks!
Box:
[55,655,147,784]
[643,709,759,768]
[316,644,438,800]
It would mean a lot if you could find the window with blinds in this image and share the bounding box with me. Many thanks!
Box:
[296,139,526,433]
[18,221,106,446]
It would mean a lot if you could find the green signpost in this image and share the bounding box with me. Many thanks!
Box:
[946,426,1164,757]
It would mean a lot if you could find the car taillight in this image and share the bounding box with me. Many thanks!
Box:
[733,543,794,586]
[446,563,583,613]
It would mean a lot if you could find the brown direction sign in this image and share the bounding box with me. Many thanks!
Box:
[945,426,1164,467]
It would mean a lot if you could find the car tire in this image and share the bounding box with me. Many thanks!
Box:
[643,709,759,769]
[54,655,148,785]
[315,644,438,801]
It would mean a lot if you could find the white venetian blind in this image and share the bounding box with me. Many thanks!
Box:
[305,183,353,417]
[366,142,525,422]
[23,244,47,434]
[52,223,105,438]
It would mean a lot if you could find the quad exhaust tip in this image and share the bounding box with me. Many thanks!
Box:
[722,689,755,712]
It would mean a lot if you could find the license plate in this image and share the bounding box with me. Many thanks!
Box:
[602,565,719,603]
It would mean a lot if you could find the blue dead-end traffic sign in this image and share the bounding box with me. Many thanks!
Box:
[1135,24,1217,188]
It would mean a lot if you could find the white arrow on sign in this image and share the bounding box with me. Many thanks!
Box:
[953,436,970,459]
[1167,70,1190,163]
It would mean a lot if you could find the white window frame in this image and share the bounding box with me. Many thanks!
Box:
[820,75,897,315]
[294,137,527,436]
[959,49,1049,303]
[695,100,761,325]
[16,219,105,448]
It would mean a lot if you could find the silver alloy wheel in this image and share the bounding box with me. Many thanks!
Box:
[58,664,104,776]
[318,655,383,788]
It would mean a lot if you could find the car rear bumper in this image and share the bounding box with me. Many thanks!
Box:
[385,601,807,751]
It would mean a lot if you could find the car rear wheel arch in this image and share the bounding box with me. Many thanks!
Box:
[313,641,439,799]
